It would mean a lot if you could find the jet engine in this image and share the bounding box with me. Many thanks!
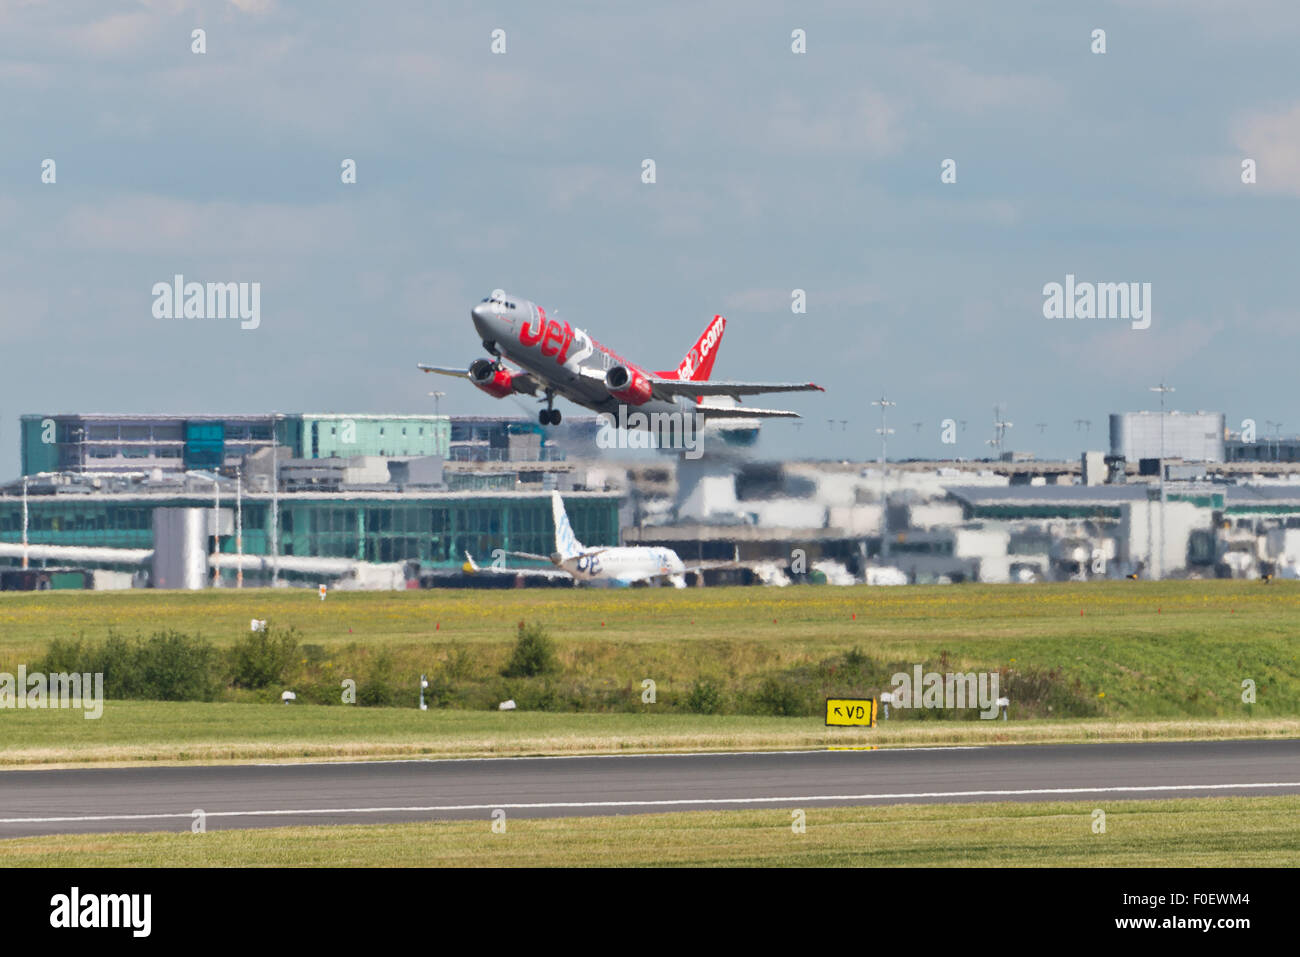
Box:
[469,358,517,399]
[604,365,653,405]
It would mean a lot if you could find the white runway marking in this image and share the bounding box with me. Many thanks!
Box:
[4,781,1298,825]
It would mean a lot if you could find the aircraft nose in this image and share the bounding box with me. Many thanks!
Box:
[471,302,496,331]
[472,302,513,344]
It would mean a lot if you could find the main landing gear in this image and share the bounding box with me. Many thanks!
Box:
[539,391,562,426]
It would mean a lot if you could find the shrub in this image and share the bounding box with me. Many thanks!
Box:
[685,678,725,714]
[843,646,869,671]
[358,649,401,707]
[443,643,475,681]
[423,674,455,709]
[34,630,219,701]
[135,631,221,701]
[358,679,398,707]
[229,625,300,689]
[752,677,804,716]
[502,622,558,678]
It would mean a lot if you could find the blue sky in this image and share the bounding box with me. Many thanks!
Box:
[2,0,1299,477]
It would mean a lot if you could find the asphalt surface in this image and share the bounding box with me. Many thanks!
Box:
[1,739,1297,837]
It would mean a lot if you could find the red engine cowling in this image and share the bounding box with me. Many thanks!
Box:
[470,358,516,399]
[604,365,653,405]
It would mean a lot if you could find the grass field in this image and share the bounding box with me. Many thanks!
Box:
[1,581,1297,766]
[3,795,1297,867]
[5,579,1300,654]
[4,701,1297,767]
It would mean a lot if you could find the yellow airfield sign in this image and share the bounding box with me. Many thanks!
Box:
[825,697,877,727]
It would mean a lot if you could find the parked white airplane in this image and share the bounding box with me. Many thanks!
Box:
[465,491,688,588]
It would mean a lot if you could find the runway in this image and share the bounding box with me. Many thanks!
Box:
[1,739,1297,837]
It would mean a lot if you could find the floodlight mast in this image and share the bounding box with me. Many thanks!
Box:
[872,394,895,559]
[1149,383,1175,578]
[271,413,280,587]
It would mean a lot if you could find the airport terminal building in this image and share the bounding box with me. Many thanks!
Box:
[3,411,620,588]
[19,413,454,476]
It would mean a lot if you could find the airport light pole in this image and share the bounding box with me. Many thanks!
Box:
[235,466,243,589]
[1149,383,1174,578]
[989,405,1013,458]
[271,413,280,587]
[213,477,220,587]
[21,475,28,570]
[872,394,895,559]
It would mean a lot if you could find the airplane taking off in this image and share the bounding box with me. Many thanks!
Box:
[419,291,823,427]
[465,491,688,587]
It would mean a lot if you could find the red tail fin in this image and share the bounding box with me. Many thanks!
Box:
[655,314,725,382]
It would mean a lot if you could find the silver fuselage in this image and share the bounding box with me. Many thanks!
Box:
[472,294,686,419]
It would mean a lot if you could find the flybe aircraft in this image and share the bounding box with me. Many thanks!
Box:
[465,491,688,588]
[419,290,822,426]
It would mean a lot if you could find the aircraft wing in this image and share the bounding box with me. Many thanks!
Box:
[695,405,802,419]
[463,551,569,580]
[418,364,470,377]
[649,379,824,401]
[419,362,541,396]
[503,550,555,563]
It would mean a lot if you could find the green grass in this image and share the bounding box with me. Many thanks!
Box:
[4,796,1297,866]
[2,581,1298,765]
[3,700,1297,767]
[5,580,1300,654]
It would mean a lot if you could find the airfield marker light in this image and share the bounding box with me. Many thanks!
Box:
[880,691,893,720]
[420,674,428,711]
[997,696,1010,721]
[319,583,327,601]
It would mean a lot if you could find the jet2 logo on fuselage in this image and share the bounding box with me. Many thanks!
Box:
[520,307,578,363]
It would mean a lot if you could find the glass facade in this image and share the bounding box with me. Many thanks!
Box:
[0,493,619,567]
[19,413,451,475]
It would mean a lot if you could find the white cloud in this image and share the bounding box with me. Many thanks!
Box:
[1234,102,1300,196]
[43,193,364,255]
